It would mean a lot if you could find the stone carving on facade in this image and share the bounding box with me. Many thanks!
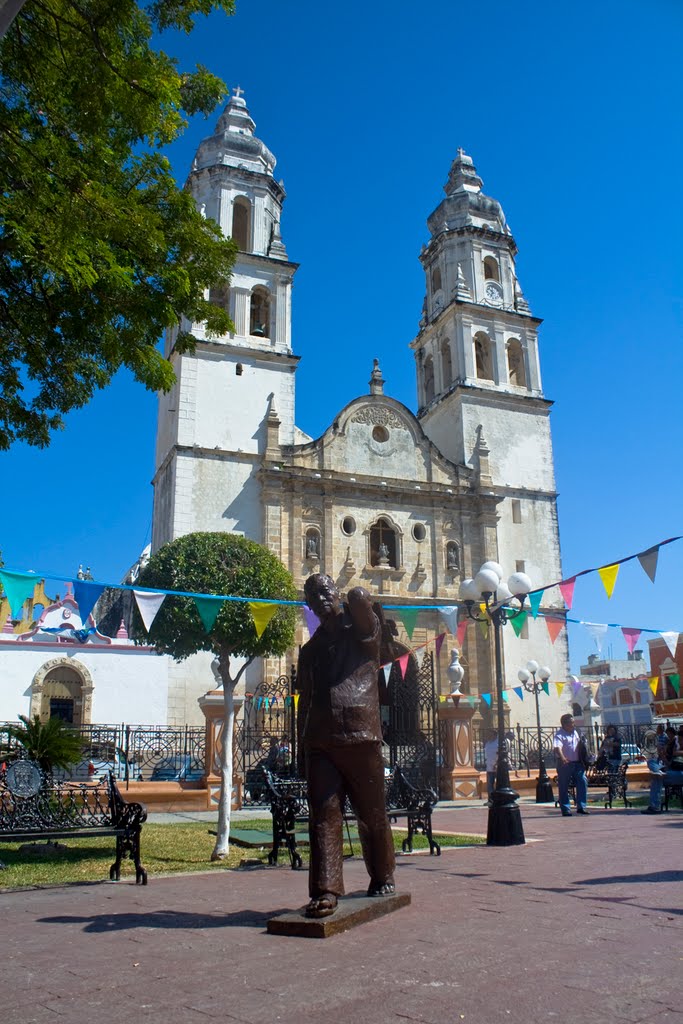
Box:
[302,506,323,520]
[351,407,403,429]
[413,553,427,584]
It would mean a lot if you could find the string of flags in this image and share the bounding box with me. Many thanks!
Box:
[0,535,682,655]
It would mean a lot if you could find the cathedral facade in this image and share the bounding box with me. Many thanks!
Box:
[151,90,569,729]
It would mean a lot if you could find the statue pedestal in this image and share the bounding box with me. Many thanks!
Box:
[267,892,411,938]
[438,702,481,800]
[198,690,244,811]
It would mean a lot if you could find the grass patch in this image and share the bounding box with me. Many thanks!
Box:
[0,821,482,889]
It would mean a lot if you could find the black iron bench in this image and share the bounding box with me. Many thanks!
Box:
[554,762,630,809]
[0,757,148,884]
[662,783,683,811]
[262,764,441,869]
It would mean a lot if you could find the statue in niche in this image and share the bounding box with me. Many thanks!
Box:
[296,575,396,918]
[446,544,460,572]
[306,534,320,560]
[377,542,390,566]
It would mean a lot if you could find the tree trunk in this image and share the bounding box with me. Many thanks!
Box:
[210,653,235,861]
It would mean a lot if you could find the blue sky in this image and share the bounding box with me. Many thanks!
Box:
[2,0,682,672]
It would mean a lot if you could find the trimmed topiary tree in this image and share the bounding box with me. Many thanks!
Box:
[135,532,297,858]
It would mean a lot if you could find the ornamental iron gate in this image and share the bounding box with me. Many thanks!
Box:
[383,650,439,793]
[235,668,296,805]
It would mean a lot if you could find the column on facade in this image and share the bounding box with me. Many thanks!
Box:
[274,276,289,349]
[457,317,475,380]
[525,329,542,391]
[493,326,507,386]
[219,185,232,237]
[232,287,251,337]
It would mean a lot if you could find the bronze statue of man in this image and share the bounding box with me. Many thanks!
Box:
[297,574,396,918]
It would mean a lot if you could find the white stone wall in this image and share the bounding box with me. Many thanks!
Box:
[0,644,170,726]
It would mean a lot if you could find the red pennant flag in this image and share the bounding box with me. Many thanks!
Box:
[456,620,468,647]
[545,616,565,645]
[558,577,576,609]
[621,627,641,654]
[397,653,410,679]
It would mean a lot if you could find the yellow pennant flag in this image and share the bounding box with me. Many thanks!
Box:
[649,676,659,696]
[597,563,619,599]
[0,598,10,630]
[477,618,489,640]
[249,602,278,638]
[293,692,300,710]
[555,681,565,698]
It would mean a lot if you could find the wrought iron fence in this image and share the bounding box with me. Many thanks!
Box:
[473,721,655,775]
[0,721,205,787]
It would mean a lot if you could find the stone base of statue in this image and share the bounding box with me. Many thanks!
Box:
[267,891,411,938]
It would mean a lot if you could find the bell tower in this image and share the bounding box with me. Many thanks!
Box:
[152,89,299,551]
[411,148,567,659]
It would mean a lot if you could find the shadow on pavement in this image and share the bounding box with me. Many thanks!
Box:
[37,908,293,932]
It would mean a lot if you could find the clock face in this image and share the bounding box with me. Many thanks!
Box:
[485,282,502,303]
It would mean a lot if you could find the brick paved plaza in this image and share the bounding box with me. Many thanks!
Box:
[1,803,681,1024]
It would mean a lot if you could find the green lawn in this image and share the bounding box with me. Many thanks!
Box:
[0,821,483,889]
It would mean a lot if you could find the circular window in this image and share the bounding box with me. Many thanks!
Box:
[341,516,356,536]
[372,425,389,443]
[412,523,426,542]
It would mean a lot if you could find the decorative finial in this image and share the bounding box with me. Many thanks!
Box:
[369,358,385,396]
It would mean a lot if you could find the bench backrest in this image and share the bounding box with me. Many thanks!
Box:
[0,757,121,833]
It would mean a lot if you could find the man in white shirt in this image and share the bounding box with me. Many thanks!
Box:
[553,713,589,817]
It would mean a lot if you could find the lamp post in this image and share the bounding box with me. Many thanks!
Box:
[459,562,531,847]
[517,661,554,803]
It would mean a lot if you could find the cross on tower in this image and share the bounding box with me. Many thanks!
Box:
[233,85,244,98]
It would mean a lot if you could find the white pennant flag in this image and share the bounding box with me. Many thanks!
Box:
[584,622,608,653]
[438,606,458,634]
[382,664,392,685]
[660,631,679,658]
[134,590,166,632]
[414,646,426,669]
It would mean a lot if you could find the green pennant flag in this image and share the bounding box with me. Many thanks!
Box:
[401,608,419,640]
[670,674,681,695]
[541,681,550,696]
[0,570,38,618]
[509,610,527,637]
[194,596,223,633]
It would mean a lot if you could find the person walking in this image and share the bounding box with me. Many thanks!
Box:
[553,713,589,817]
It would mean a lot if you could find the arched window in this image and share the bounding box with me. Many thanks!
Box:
[617,688,634,705]
[41,666,84,726]
[474,332,493,381]
[483,256,499,281]
[441,340,452,389]
[572,702,583,718]
[305,528,321,561]
[507,339,526,387]
[250,287,270,337]
[370,517,398,569]
[431,267,442,293]
[423,355,435,403]
[232,197,251,251]
[446,542,460,573]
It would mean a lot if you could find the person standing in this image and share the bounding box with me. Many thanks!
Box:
[553,713,589,816]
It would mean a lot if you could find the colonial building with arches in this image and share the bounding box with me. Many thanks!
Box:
[150,90,569,740]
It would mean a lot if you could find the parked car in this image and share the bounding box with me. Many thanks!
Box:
[621,744,645,764]
[65,743,129,783]
[150,755,204,782]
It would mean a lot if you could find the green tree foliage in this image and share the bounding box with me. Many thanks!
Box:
[7,713,84,771]
[135,532,297,858]
[135,531,298,661]
[0,0,237,449]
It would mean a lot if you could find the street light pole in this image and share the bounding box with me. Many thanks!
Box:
[517,661,554,804]
[460,562,530,847]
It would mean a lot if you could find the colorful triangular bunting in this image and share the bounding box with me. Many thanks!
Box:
[249,602,278,639]
[438,606,458,634]
[637,546,659,584]
[513,686,524,700]
[134,590,166,632]
[584,622,608,653]
[481,692,492,707]
[541,681,549,696]
[545,616,565,645]
[397,653,410,679]
[649,676,659,696]
[597,563,619,599]
[435,632,446,658]
[558,576,576,610]
[414,647,426,669]
[660,631,679,659]
[303,606,320,637]
[0,570,38,618]
[478,619,489,640]
[528,590,543,619]
[194,596,223,632]
[670,674,681,696]
[456,619,468,648]
[401,608,419,640]
[509,610,527,637]
[73,580,106,625]
[382,664,392,685]
[555,682,565,698]
[621,627,641,654]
